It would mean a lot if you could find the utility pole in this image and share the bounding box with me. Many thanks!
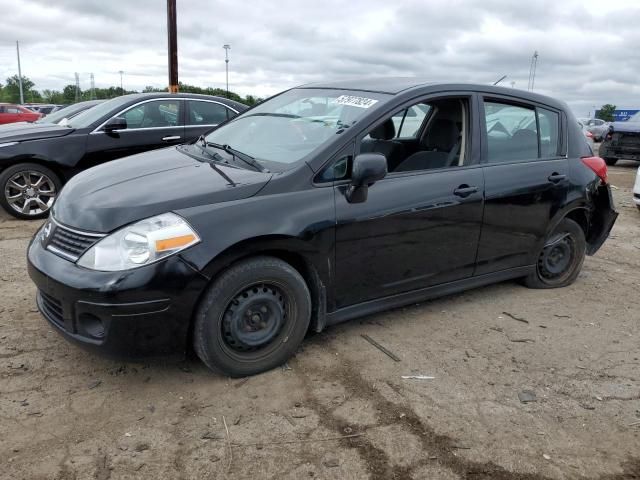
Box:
[16,41,24,104]
[74,72,80,102]
[119,70,124,95]
[223,44,230,98]
[167,0,178,93]
[527,51,538,91]
[90,73,95,100]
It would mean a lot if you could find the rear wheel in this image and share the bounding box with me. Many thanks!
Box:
[523,218,586,289]
[0,163,61,219]
[603,157,618,166]
[193,256,311,377]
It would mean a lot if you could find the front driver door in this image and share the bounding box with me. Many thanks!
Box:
[83,98,185,169]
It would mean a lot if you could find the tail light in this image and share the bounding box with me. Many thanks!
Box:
[585,131,593,138]
[581,156,608,184]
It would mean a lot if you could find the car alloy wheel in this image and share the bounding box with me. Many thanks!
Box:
[4,170,57,216]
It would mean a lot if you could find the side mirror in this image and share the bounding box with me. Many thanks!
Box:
[104,116,127,132]
[346,153,387,203]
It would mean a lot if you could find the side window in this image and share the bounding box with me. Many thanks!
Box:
[187,101,229,126]
[317,155,351,182]
[537,108,559,158]
[391,104,430,139]
[484,102,537,162]
[120,100,181,129]
[360,98,467,173]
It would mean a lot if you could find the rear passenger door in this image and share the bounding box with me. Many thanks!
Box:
[475,97,567,275]
[184,100,237,142]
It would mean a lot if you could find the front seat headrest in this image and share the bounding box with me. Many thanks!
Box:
[369,119,396,140]
[424,119,459,151]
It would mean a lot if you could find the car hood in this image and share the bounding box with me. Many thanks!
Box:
[610,121,640,134]
[0,122,73,142]
[53,146,272,232]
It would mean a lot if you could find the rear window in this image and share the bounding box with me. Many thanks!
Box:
[483,101,561,162]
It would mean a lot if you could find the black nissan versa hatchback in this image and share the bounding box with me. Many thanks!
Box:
[0,93,246,219]
[27,79,617,377]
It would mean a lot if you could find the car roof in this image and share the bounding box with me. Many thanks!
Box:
[299,77,566,109]
[117,92,247,110]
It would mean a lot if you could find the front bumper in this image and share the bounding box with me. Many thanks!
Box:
[600,141,640,161]
[27,236,209,358]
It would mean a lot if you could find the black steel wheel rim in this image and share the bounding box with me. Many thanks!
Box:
[538,234,575,280]
[221,282,289,355]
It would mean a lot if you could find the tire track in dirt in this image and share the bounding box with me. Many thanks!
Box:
[300,357,640,480]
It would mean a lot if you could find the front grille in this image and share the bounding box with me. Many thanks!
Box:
[45,220,105,262]
[39,290,64,327]
[615,133,640,145]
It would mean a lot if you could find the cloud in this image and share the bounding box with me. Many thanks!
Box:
[0,0,639,115]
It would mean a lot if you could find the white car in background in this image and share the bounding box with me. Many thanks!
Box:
[634,167,640,211]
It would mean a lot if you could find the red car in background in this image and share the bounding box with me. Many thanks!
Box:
[0,104,42,125]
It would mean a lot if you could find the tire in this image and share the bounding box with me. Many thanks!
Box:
[0,163,62,220]
[523,218,586,289]
[603,157,618,166]
[193,256,311,377]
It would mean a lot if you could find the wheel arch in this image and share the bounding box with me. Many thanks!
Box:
[185,235,330,350]
[0,156,66,183]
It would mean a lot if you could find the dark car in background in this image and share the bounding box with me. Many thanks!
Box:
[0,104,42,124]
[24,104,64,116]
[599,111,640,165]
[35,100,105,125]
[26,79,617,376]
[0,93,247,218]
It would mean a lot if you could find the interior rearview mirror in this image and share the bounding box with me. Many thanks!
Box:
[346,153,387,203]
[104,116,127,132]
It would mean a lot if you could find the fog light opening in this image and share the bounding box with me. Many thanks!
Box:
[78,313,105,339]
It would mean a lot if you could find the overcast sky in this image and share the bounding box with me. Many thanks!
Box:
[1,0,639,116]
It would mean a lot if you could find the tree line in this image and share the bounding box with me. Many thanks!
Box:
[0,75,263,106]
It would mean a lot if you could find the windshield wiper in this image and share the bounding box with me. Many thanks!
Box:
[194,135,226,163]
[204,140,269,173]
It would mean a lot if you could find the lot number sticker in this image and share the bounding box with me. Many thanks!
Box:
[333,95,378,108]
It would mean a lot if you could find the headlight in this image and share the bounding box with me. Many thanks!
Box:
[77,213,200,271]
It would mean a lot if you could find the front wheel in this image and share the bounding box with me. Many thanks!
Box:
[523,218,586,289]
[0,163,61,219]
[603,157,618,166]
[193,256,311,377]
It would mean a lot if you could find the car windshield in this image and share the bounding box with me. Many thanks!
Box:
[630,111,640,122]
[204,88,390,171]
[66,96,134,128]
[35,102,97,124]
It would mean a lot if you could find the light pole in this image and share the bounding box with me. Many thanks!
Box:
[223,44,230,98]
[119,70,124,95]
[16,41,24,104]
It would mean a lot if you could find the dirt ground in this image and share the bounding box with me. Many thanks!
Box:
[1,153,639,480]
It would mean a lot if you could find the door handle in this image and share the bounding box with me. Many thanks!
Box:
[453,184,478,198]
[162,135,181,142]
[548,173,566,183]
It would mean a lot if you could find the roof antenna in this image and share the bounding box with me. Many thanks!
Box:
[493,75,507,86]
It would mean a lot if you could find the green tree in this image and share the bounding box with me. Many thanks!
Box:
[596,104,616,122]
[4,75,36,103]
